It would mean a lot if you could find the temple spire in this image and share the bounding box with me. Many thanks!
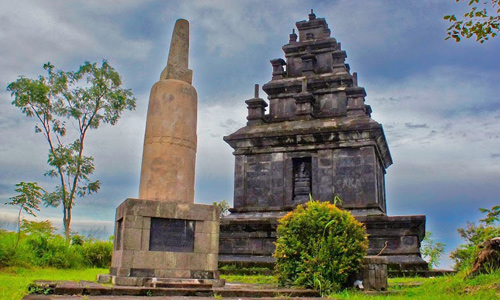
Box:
[160,19,193,84]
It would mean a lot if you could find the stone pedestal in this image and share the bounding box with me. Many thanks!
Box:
[362,256,388,291]
[111,198,220,286]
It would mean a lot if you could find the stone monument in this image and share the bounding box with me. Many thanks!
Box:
[219,11,427,272]
[110,19,221,286]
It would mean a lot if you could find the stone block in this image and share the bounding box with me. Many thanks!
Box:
[115,267,131,277]
[141,229,150,251]
[124,215,143,229]
[206,253,218,270]
[155,269,191,278]
[113,276,143,286]
[122,228,142,250]
[97,274,112,284]
[190,253,208,269]
[111,250,122,267]
[173,252,193,269]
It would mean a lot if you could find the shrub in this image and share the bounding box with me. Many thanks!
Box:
[25,233,85,268]
[274,200,368,294]
[82,238,113,268]
[0,220,113,269]
[0,230,17,267]
[451,221,500,271]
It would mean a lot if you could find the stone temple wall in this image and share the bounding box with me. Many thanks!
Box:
[219,11,427,271]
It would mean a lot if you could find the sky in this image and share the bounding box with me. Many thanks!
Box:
[0,0,499,269]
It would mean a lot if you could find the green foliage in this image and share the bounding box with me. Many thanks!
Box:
[0,267,106,300]
[21,220,57,236]
[6,182,44,219]
[7,61,136,238]
[421,231,446,269]
[451,205,500,271]
[81,239,113,268]
[444,0,500,43]
[5,182,45,235]
[213,200,230,218]
[220,274,277,285]
[274,200,368,294]
[0,220,113,269]
[330,270,500,300]
[479,205,500,225]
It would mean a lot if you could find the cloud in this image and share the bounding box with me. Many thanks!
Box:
[405,123,429,129]
[0,0,153,85]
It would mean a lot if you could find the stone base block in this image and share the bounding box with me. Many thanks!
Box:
[219,211,428,272]
[110,198,220,286]
[110,276,225,288]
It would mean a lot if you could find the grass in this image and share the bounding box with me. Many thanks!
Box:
[2,267,499,300]
[0,267,107,300]
[330,270,500,300]
[222,271,500,299]
[220,274,277,284]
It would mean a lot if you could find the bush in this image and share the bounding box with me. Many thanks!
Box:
[0,220,114,269]
[451,222,500,271]
[82,238,113,268]
[25,233,85,268]
[0,230,17,267]
[274,200,368,293]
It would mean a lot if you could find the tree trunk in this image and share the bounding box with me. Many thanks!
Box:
[469,237,500,277]
[63,207,72,240]
[15,208,22,249]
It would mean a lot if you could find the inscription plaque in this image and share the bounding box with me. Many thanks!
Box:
[149,218,195,252]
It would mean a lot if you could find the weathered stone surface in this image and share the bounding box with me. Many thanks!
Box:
[160,19,193,84]
[111,199,220,284]
[219,12,427,272]
[362,256,388,291]
[138,79,197,203]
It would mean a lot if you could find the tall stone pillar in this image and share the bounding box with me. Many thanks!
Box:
[139,19,197,203]
[110,19,221,287]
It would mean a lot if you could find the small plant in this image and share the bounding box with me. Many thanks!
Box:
[5,182,45,248]
[213,292,222,300]
[213,200,230,218]
[274,199,368,294]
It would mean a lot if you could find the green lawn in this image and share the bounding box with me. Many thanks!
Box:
[329,271,500,300]
[2,268,499,300]
[0,267,107,300]
[222,271,500,300]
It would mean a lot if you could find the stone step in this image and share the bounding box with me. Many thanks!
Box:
[26,281,321,298]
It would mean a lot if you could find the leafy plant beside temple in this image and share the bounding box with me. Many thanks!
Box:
[274,199,368,294]
[0,220,112,269]
[7,61,136,239]
[451,205,500,271]
[421,231,446,269]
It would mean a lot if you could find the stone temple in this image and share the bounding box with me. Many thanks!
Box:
[219,11,427,271]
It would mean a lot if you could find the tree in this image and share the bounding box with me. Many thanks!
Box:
[7,61,136,239]
[421,231,446,269]
[444,0,500,43]
[5,182,44,246]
